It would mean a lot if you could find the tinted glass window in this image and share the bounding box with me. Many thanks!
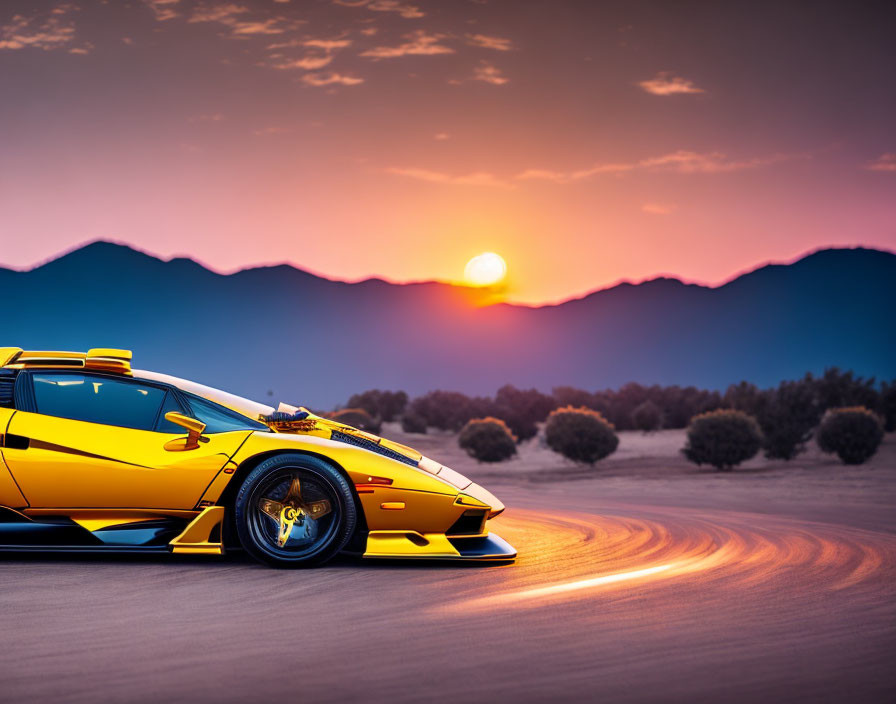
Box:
[183,393,267,433]
[32,373,166,431]
[155,391,186,434]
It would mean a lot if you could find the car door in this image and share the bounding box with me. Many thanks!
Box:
[3,371,257,510]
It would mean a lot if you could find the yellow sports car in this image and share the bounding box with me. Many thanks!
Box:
[0,347,515,567]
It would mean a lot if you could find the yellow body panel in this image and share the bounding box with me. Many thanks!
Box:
[364,531,461,558]
[0,408,27,508]
[3,411,250,509]
[169,506,225,555]
[0,348,23,367]
[357,487,465,533]
[0,453,27,509]
[230,432,457,497]
[72,516,161,532]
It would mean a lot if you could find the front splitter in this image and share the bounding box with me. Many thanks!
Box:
[362,531,517,561]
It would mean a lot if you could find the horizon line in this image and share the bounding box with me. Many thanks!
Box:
[3,238,893,309]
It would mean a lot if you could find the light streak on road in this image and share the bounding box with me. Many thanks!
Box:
[500,563,676,600]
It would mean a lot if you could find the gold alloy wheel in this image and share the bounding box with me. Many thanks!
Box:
[238,455,353,567]
[257,476,332,547]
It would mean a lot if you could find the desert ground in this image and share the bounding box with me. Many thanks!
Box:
[1,428,894,703]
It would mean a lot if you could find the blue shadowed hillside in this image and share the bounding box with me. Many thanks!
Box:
[2,242,893,407]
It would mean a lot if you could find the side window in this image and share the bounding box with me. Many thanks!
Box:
[183,393,267,433]
[155,391,187,434]
[31,373,166,431]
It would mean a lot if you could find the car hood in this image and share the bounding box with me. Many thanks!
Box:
[263,409,504,517]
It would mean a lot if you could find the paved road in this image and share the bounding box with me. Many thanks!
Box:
[2,485,894,703]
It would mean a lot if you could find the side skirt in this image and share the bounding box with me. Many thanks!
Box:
[0,544,170,554]
[0,507,187,551]
[362,530,517,561]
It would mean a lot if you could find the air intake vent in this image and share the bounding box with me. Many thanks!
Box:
[329,430,418,467]
[0,369,16,409]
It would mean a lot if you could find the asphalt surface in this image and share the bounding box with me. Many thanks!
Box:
[2,479,894,704]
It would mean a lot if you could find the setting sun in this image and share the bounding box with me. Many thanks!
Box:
[464,252,507,287]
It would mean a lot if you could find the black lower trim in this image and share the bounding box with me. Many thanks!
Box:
[447,533,517,560]
[0,545,170,554]
[0,515,187,548]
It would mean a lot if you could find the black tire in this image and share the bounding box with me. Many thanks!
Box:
[234,453,356,568]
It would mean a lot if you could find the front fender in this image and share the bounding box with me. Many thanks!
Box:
[223,432,468,534]
[230,432,456,494]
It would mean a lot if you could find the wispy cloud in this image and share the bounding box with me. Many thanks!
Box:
[268,37,350,70]
[865,153,896,172]
[638,72,704,96]
[273,54,333,70]
[334,1,424,19]
[361,30,453,58]
[472,62,508,85]
[467,34,513,51]
[386,167,512,188]
[518,150,800,183]
[187,3,292,36]
[302,71,364,86]
[188,3,247,24]
[0,3,82,52]
[144,0,182,22]
[516,164,632,182]
[234,20,288,35]
[640,150,791,173]
[304,38,352,50]
[387,150,799,189]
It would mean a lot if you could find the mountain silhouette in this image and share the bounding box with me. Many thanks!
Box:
[2,242,894,407]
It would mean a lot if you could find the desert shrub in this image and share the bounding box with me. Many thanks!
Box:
[586,389,615,421]
[683,409,762,470]
[757,379,821,460]
[812,369,879,413]
[816,407,884,465]
[408,391,478,431]
[489,409,538,443]
[879,381,896,432]
[492,384,556,442]
[657,385,724,429]
[724,381,768,418]
[400,412,427,434]
[346,389,408,422]
[553,386,595,409]
[544,406,619,464]
[632,400,663,432]
[330,407,382,434]
[458,417,517,462]
[605,382,649,430]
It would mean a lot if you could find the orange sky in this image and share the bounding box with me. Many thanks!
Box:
[1,0,894,303]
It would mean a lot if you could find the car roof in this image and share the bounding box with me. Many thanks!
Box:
[1,347,274,420]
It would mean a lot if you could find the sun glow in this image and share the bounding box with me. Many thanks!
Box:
[464,252,507,287]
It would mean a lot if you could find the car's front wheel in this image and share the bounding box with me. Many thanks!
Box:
[234,453,356,568]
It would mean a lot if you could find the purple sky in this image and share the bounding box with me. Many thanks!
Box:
[1,0,894,303]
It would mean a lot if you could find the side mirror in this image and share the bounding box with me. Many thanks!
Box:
[164,411,207,451]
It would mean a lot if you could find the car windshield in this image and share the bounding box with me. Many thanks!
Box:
[132,369,276,420]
